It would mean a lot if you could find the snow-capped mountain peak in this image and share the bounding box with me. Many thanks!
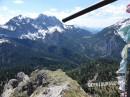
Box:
[15,15,25,20]
[35,14,63,27]
[6,15,33,26]
[0,14,91,41]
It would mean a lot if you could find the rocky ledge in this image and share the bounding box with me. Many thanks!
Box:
[1,69,89,97]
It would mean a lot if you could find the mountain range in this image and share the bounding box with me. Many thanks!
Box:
[0,14,129,70]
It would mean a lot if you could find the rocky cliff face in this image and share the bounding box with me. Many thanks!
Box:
[1,69,89,97]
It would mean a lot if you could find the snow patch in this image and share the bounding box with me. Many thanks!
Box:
[0,25,16,31]
[17,15,25,20]
[20,26,64,40]
[48,26,64,33]
[9,26,16,31]
[64,25,73,29]
[26,18,31,23]
[32,24,39,29]
[0,39,10,44]
[0,25,8,29]
[20,30,47,40]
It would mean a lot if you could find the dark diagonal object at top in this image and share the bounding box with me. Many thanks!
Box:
[62,0,118,23]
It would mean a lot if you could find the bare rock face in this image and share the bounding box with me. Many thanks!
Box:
[2,79,18,97]
[1,69,89,97]
[17,72,30,82]
[8,79,18,89]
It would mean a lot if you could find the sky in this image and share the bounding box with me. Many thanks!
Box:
[0,0,130,28]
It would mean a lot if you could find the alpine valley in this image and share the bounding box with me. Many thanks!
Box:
[0,14,129,97]
[0,14,127,67]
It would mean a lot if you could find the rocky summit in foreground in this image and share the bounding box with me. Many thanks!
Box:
[1,69,89,97]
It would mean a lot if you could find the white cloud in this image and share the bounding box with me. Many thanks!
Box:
[44,7,83,19]
[0,15,9,25]
[0,2,129,28]
[43,4,129,28]
[13,0,24,4]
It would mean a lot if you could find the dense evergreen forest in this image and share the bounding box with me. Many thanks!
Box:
[0,58,120,96]
[67,59,120,97]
